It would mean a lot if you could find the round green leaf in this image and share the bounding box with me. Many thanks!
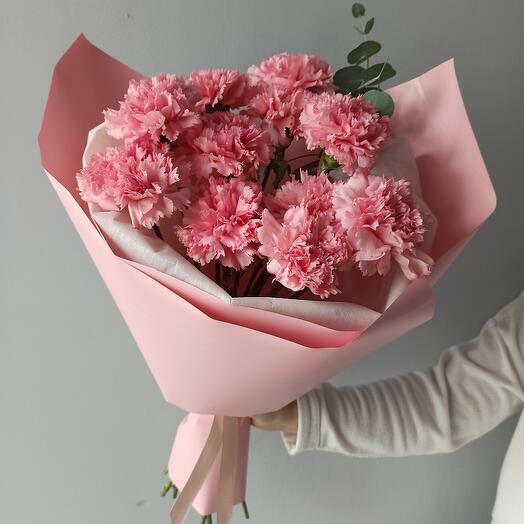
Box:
[361,62,397,84]
[352,3,366,17]
[334,65,364,94]
[364,17,375,34]
[347,41,381,64]
[334,65,364,84]
[363,89,394,116]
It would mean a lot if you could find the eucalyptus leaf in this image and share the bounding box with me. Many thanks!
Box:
[347,40,381,64]
[334,65,365,94]
[364,17,375,34]
[363,89,394,116]
[352,3,365,17]
[334,65,364,84]
[361,62,396,84]
[352,85,377,96]
[337,81,363,95]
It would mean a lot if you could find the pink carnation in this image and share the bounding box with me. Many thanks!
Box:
[77,143,187,229]
[258,207,351,299]
[333,172,433,280]
[104,74,200,142]
[177,177,262,270]
[247,53,333,95]
[258,174,352,298]
[190,69,248,111]
[269,170,335,217]
[299,92,389,171]
[188,112,273,178]
[247,87,306,144]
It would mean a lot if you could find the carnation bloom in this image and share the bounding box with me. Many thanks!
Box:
[177,177,263,270]
[333,172,433,280]
[269,170,335,217]
[104,74,200,142]
[258,206,351,299]
[247,87,306,144]
[258,172,352,298]
[188,112,273,178]
[247,53,333,95]
[189,69,248,111]
[299,92,390,171]
[77,143,187,229]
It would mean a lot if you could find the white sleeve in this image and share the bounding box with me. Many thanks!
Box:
[283,291,524,457]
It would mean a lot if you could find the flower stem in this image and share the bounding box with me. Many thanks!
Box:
[245,260,264,295]
[269,281,284,297]
[153,224,163,240]
[215,260,222,287]
[161,481,172,497]
[293,160,319,180]
[287,152,321,163]
[250,267,270,296]
[242,500,250,519]
[222,267,240,297]
[261,163,272,190]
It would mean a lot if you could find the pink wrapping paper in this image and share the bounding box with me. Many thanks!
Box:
[39,35,495,519]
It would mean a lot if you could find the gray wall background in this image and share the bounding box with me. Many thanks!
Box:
[2,1,524,523]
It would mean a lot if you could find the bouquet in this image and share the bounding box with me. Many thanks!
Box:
[39,5,495,523]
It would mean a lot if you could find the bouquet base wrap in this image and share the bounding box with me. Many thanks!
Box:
[39,36,496,523]
[168,415,250,522]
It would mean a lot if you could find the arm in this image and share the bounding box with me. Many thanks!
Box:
[281,292,524,457]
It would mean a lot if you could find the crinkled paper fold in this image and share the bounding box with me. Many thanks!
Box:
[39,35,495,416]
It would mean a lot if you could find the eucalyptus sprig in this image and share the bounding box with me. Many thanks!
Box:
[333,3,396,116]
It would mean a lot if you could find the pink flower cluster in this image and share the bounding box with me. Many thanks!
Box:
[259,172,352,298]
[247,53,334,144]
[299,92,390,171]
[333,172,433,279]
[77,143,186,229]
[177,177,262,270]
[258,170,432,297]
[187,112,273,179]
[104,74,200,142]
[78,51,431,299]
[190,69,248,111]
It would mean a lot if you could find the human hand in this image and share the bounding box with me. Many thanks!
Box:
[250,400,298,435]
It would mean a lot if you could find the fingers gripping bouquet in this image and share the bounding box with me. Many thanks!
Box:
[39,5,495,523]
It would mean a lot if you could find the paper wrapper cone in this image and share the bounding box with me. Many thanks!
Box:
[39,35,496,522]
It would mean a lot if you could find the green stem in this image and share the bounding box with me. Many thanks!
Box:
[242,501,250,519]
[161,481,172,497]
[261,163,272,189]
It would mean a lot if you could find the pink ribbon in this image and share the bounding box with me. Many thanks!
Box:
[170,416,239,524]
